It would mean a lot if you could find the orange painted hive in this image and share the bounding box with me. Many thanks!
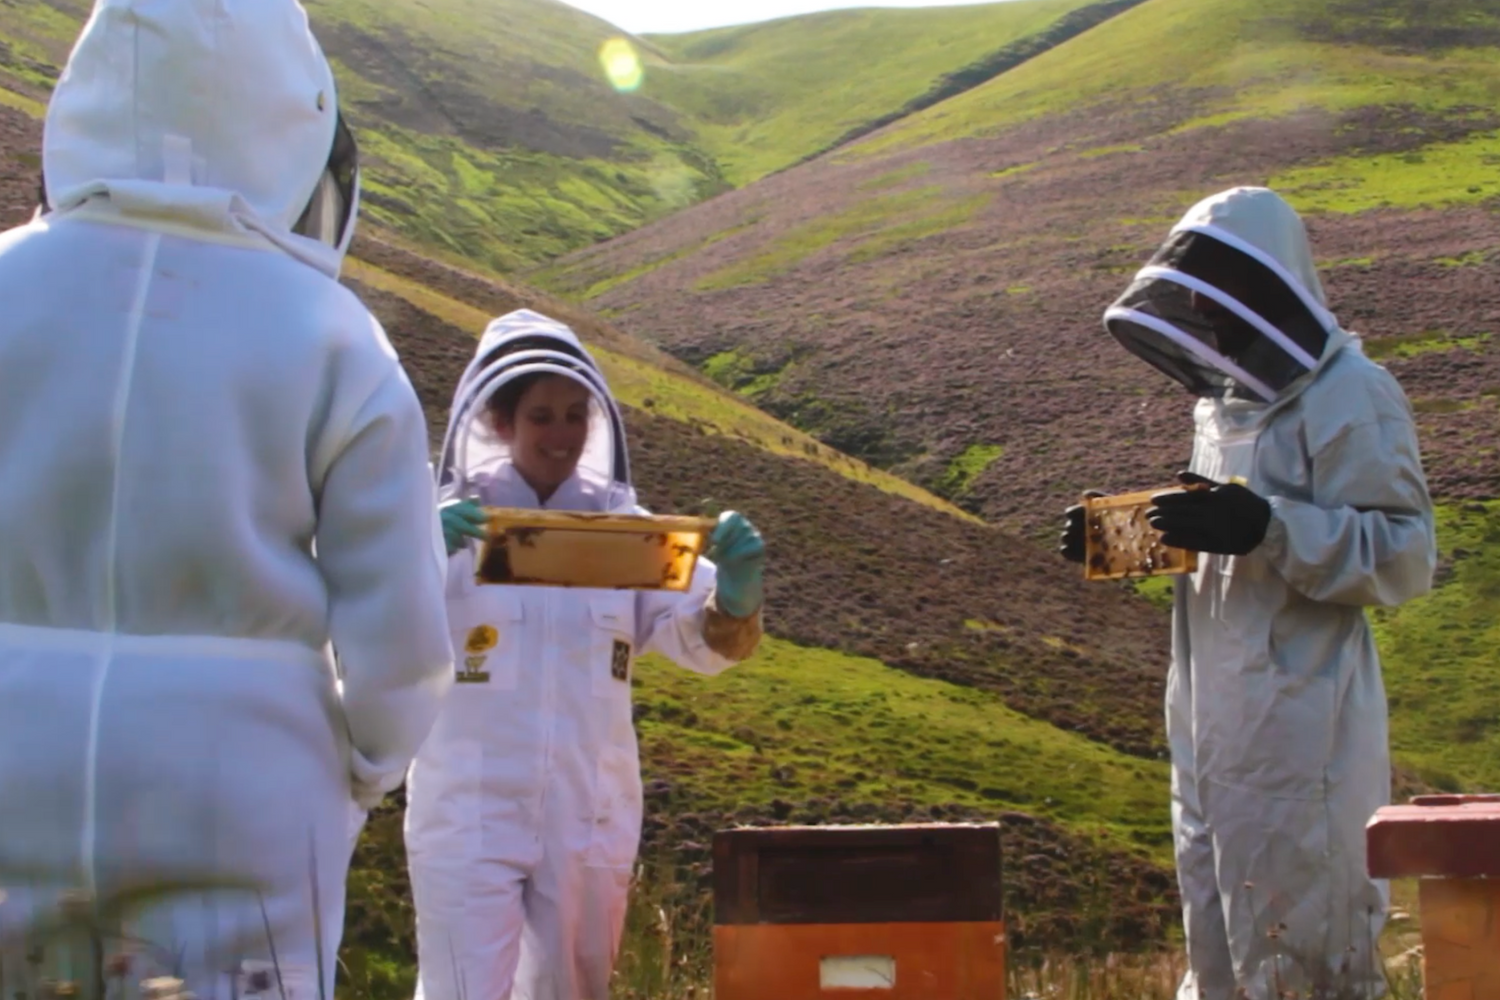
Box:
[1367,794,1500,1000]
[712,823,1005,1000]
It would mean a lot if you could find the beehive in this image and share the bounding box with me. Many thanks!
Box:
[1367,794,1500,999]
[712,823,1005,1000]
[474,507,715,590]
[1082,487,1200,581]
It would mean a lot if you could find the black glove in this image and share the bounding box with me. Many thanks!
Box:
[1147,471,1271,556]
[1059,490,1106,563]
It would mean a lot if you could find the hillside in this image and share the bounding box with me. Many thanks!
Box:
[634,0,1125,187]
[0,0,1487,992]
[535,0,1500,801]
[543,0,1500,531]
[0,0,1144,272]
[0,0,724,271]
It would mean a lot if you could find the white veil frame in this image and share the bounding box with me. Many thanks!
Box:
[437,351,635,512]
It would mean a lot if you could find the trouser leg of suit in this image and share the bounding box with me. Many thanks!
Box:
[1172,776,1238,1000]
[511,852,633,1000]
[0,639,354,1000]
[410,855,528,1000]
[1166,662,1236,1000]
[1202,749,1390,996]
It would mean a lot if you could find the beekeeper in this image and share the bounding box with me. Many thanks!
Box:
[1060,187,1435,999]
[0,1,453,996]
[405,309,766,1000]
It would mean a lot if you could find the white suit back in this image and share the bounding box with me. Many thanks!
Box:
[0,1,453,996]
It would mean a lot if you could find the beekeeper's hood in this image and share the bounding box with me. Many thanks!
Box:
[1103,186,1352,406]
[40,0,360,279]
[436,310,636,512]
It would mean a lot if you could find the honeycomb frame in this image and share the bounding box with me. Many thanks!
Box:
[1082,486,1202,581]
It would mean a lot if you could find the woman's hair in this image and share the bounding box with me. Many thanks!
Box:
[476,336,592,431]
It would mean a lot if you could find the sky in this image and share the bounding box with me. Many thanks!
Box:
[559,0,1017,35]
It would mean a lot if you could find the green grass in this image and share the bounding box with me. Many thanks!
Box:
[355,124,723,273]
[1078,142,1145,159]
[1435,249,1492,267]
[640,0,1094,186]
[936,443,1005,496]
[1362,329,1490,360]
[0,85,43,118]
[1274,129,1500,215]
[694,185,989,290]
[634,636,1173,857]
[858,160,934,191]
[1123,575,1177,613]
[849,0,1500,160]
[700,347,789,397]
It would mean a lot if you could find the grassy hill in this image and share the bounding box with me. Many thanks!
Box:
[0,0,1146,273]
[534,0,1500,840]
[635,0,1122,186]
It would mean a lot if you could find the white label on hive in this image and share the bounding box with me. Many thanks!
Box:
[819,955,895,990]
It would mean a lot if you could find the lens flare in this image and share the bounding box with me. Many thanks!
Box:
[599,37,643,93]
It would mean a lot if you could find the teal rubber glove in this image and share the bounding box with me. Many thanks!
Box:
[440,498,488,556]
[706,511,765,618]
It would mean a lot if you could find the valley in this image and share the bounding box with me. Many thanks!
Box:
[0,0,1495,994]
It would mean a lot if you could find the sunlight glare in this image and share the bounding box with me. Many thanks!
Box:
[600,37,644,92]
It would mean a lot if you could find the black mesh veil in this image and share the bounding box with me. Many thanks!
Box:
[1103,227,1333,403]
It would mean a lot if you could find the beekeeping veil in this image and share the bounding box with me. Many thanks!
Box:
[436,310,635,512]
[1103,187,1347,406]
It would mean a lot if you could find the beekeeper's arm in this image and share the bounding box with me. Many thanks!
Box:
[1151,386,1436,609]
[635,511,765,673]
[1259,405,1436,607]
[315,350,456,810]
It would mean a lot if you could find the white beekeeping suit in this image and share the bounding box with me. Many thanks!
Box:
[0,0,454,997]
[406,310,763,1000]
[1101,187,1435,999]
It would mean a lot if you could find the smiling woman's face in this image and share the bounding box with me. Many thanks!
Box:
[491,374,591,499]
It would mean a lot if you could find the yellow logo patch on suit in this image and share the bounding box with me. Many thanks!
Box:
[460,625,497,683]
[611,639,631,682]
[465,624,498,654]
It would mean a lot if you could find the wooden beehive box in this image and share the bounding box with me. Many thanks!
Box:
[474,507,715,590]
[1367,794,1500,1000]
[712,823,1005,1000]
[1082,487,1200,581]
